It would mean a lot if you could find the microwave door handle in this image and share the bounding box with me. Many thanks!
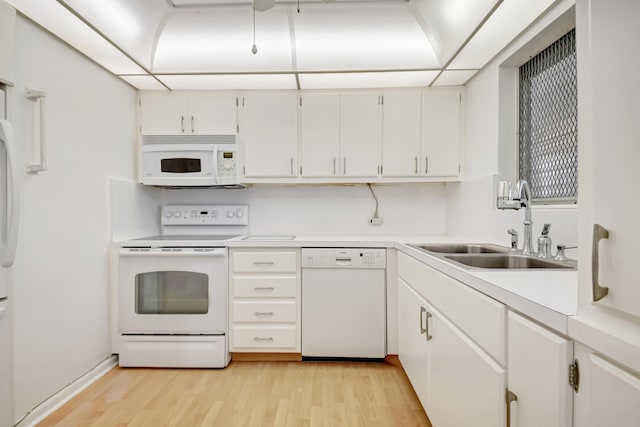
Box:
[212,145,219,185]
[0,121,21,268]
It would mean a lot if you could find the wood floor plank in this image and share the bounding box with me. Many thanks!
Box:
[37,360,431,427]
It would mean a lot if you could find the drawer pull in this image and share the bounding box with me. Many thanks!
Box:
[254,337,274,341]
[254,286,275,291]
[254,312,275,316]
[254,261,275,265]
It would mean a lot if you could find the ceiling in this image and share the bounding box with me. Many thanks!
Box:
[6,0,559,90]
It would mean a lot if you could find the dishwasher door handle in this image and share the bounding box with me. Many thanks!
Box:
[335,257,352,265]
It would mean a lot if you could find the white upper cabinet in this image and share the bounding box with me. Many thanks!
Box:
[139,92,237,135]
[339,93,382,177]
[507,312,573,427]
[239,93,298,178]
[577,0,640,321]
[299,93,340,177]
[382,91,422,177]
[421,87,462,176]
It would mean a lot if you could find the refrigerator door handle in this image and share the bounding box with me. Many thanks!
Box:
[0,120,21,268]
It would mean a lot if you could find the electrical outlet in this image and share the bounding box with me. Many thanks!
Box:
[368,217,383,225]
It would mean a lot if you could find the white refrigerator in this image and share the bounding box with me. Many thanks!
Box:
[1,87,20,427]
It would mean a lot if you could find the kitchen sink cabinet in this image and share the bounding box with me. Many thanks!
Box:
[381,91,422,177]
[573,342,640,427]
[421,88,462,177]
[229,249,300,353]
[139,92,237,135]
[397,252,506,426]
[239,93,298,178]
[507,311,573,427]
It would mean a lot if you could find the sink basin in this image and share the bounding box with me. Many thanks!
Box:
[241,235,296,241]
[444,253,576,270]
[408,243,510,254]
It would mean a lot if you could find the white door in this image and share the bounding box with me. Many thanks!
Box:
[573,343,640,427]
[139,92,189,135]
[507,311,573,427]
[421,88,462,177]
[188,93,237,135]
[300,93,340,177]
[577,0,640,319]
[339,93,381,177]
[382,92,422,177]
[397,278,431,412]
[428,303,506,427]
[240,93,298,177]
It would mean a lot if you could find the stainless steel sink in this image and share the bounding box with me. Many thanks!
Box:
[409,243,509,254]
[444,253,577,270]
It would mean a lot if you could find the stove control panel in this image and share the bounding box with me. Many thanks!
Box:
[162,204,249,226]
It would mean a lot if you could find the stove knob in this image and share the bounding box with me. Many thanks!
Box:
[226,210,234,218]
[173,211,181,218]
[163,211,172,219]
[236,209,244,218]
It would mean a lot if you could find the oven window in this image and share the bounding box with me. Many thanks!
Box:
[135,271,209,314]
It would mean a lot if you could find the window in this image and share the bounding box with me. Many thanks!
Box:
[519,29,577,204]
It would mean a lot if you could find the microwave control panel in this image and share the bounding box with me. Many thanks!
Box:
[217,150,237,178]
[162,204,249,226]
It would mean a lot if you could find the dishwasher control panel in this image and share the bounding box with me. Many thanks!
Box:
[301,248,386,269]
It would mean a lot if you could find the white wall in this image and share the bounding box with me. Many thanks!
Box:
[8,16,137,420]
[446,0,579,251]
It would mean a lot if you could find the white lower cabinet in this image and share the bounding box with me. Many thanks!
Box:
[230,249,300,353]
[507,311,573,427]
[397,253,506,426]
[573,342,640,427]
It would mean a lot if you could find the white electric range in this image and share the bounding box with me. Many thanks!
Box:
[118,204,248,368]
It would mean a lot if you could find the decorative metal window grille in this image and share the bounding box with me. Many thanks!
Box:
[519,29,577,203]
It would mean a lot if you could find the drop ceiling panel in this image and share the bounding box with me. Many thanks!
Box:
[448,0,558,69]
[432,69,478,86]
[153,8,293,73]
[298,70,439,89]
[157,73,297,89]
[294,5,439,71]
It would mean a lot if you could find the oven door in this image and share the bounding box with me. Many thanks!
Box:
[118,247,227,334]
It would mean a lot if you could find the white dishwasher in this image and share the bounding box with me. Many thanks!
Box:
[301,248,386,359]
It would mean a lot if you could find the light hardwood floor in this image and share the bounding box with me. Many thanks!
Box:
[38,360,431,426]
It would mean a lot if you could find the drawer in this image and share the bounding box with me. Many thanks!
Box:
[233,251,298,273]
[233,301,297,323]
[398,252,506,365]
[232,325,297,349]
[232,276,297,298]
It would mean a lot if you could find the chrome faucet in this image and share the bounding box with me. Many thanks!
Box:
[497,179,534,255]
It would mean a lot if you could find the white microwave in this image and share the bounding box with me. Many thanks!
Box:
[141,136,242,187]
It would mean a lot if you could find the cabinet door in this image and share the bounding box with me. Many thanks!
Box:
[429,303,506,427]
[339,93,381,177]
[382,92,422,177]
[188,93,237,135]
[573,343,640,427]
[507,312,573,427]
[421,88,462,177]
[139,92,188,135]
[397,278,432,411]
[577,0,640,319]
[240,93,298,178]
[300,93,340,177]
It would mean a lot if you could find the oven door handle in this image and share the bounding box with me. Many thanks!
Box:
[119,249,226,257]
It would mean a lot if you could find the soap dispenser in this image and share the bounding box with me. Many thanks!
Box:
[537,223,552,258]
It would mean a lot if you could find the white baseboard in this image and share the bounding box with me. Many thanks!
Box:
[15,355,117,427]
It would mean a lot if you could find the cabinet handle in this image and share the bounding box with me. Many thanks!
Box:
[254,312,275,316]
[419,306,427,335]
[414,156,418,175]
[343,158,347,175]
[425,311,432,341]
[180,115,185,133]
[506,389,518,427]
[333,157,336,175]
[191,115,194,133]
[253,337,274,341]
[290,158,294,175]
[592,224,609,302]
[254,286,275,291]
[425,156,429,174]
[254,261,275,266]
